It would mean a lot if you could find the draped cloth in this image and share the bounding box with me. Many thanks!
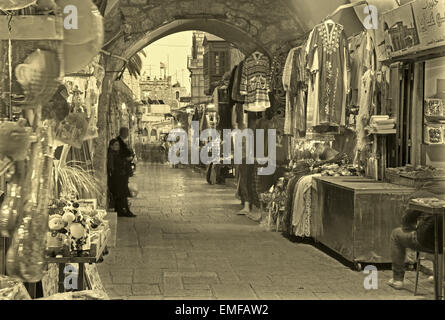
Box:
[291,174,321,237]
[311,176,324,238]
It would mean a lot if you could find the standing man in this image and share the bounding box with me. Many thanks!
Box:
[116,127,136,217]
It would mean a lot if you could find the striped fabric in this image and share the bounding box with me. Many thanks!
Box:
[240,51,271,112]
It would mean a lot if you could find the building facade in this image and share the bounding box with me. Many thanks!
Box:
[202,34,245,95]
[187,31,208,105]
[139,76,188,110]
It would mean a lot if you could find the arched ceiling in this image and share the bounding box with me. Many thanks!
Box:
[103,0,366,61]
[124,19,271,58]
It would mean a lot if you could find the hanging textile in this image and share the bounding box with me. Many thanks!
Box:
[231,104,247,130]
[283,46,307,137]
[283,47,297,135]
[349,31,376,107]
[240,51,271,112]
[228,65,237,130]
[306,21,351,128]
[268,48,287,116]
[232,62,245,103]
[214,86,231,131]
[354,69,374,167]
[291,174,321,237]
[200,107,209,132]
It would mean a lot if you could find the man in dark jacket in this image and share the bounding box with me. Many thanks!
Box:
[114,127,136,217]
[117,127,135,172]
[388,190,443,290]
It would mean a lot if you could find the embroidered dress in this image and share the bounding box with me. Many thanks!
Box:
[306,21,350,127]
[240,51,271,112]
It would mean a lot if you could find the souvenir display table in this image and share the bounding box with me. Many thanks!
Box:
[47,227,110,293]
[408,199,445,300]
[311,176,416,270]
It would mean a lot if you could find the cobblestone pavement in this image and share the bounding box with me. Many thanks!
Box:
[98,163,435,300]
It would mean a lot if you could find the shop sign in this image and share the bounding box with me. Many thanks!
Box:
[412,0,445,50]
[380,0,445,60]
[380,2,420,58]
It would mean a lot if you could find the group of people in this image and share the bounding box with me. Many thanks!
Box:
[107,127,137,218]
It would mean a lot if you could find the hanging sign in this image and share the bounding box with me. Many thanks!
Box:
[380,2,420,58]
[412,0,445,50]
[380,0,445,60]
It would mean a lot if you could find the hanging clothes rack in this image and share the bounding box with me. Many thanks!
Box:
[322,0,369,22]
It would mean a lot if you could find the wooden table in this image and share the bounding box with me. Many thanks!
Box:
[408,201,445,300]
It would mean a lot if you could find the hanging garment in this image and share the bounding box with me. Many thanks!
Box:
[354,69,374,167]
[232,62,245,103]
[349,33,363,107]
[283,47,307,136]
[291,174,321,237]
[231,103,248,130]
[240,51,271,112]
[306,21,351,127]
[200,107,209,132]
[283,47,297,135]
[306,45,320,128]
[214,87,231,131]
[294,48,307,137]
[349,31,376,107]
[228,65,238,130]
[284,174,303,235]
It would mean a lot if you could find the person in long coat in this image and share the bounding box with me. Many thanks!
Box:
[107,139,136,217]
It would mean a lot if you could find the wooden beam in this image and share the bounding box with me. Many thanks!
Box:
[411,62,424,166]
[0,16,63,40]
[382,46,445,65]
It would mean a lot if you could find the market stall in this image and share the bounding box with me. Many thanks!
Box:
[256,0,445,270]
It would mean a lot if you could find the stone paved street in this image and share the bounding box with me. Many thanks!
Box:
[98,163,435,300]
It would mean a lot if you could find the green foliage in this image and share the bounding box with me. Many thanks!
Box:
[57,161,103,199]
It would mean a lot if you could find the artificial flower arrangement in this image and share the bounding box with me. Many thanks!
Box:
[46,193,109,259]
